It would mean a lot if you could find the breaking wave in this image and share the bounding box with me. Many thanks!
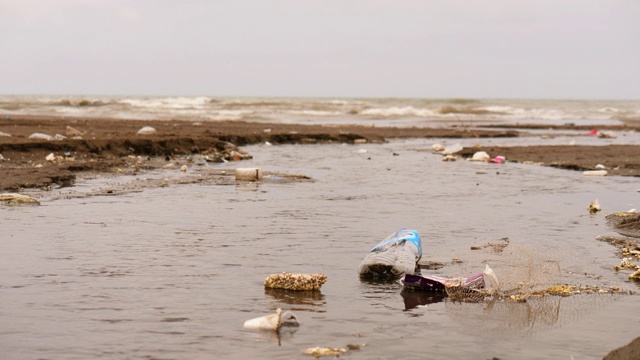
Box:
[360,106,437,117]
[0,95,637,126]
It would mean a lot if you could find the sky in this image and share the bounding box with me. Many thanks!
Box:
[1,0,639,99]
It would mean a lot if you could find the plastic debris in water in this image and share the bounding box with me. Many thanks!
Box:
[483,264,500,293]
[236,168,263,181]
[470,151,490,162]
[588,199,602,214]
[489,155,506,164]
[358,229,422,278]
[583,170,607,176]
[243,308,299,331]
[441,143,463,155]
[264,272,327,291]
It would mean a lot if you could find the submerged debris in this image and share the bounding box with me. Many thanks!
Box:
[588,199,602,214]
[614,258,639,271]
[264,272,327,291]
[303,347,347,358]
[532,285,630,297]
[470,238,510,253]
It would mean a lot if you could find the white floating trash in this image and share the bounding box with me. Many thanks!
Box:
[470,151,490,162]
[583,170,608,176]
[236,168,263,181]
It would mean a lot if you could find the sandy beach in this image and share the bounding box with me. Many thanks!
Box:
[1,115,639,191]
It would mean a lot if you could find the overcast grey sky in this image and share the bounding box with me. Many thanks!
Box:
[1,0,638,99]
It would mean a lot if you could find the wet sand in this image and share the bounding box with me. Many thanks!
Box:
[1,115,639,191]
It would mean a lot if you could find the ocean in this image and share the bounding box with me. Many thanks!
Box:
[1,95,638,127]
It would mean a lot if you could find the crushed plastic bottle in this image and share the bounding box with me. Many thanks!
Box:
[358,229,422,278]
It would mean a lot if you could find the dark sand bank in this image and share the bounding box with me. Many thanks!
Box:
[1,115,639,191]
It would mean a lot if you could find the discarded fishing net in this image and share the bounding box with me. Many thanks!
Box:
[605,211,640,238]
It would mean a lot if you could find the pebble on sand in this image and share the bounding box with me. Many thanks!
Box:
[136,126,156,135]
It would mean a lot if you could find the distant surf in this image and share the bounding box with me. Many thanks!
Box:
[1,95,637,127]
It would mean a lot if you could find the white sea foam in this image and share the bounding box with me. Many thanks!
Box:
[288,110,341,116]
[481,106,514,113]
[360,106,437,117]
[119,97,210,110]
[0,95,637,126]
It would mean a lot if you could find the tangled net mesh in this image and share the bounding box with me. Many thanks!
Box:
[445,245,562,302]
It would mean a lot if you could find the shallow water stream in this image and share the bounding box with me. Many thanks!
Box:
[2,138,639,359]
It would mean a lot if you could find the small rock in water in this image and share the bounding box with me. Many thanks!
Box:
[597,131,617,139]
[136,126,156,135]
[45,153,56,162]
[180,165,188,172]
[432,143,445,152]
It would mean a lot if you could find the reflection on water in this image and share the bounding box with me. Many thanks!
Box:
[400,288,446,311]
[264,288,326,312]
[445,294,615,337]
[243,324,299,347]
